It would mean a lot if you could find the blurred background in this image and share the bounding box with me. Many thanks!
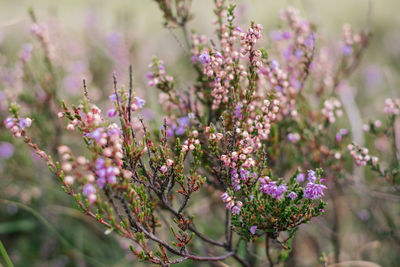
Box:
[0,0,399,266]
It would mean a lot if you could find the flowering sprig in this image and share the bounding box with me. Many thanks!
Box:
[349,98,400,189]
[221,169,326,242]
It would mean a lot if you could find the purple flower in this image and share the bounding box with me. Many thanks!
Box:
[288,133,300,143]
[106,166,115,176]
[191,55,197,63]
[175,126,186,135]
[96,158,106,169]
[287,191,298,200]
[167,123,177,137]
[235,102,243,119]
[91,128,103,142]
[296,173,305,183]
[95,158,118,187]
[291,79,301,90]
[282,31,292,40]
[232,180,241,191]
[19,43,33,61]
[304,182,327,200]
[177,116,190,127]
[250,226,257,235]
[341,44,353,56]
[19,118,32,129]
[277,184,288,197]
[305,33,315,48]
[295,49,303,59]
[97,177,106,188]
[261,181,287,200]
[83,183,96,196]
[174,116,190,135]
[270,60,279,70]
[109,93,117,102]
[240,169,250,181]
[107,32,121,47]
[107,175,117,184]
[4,117,16,128]
[146,72,153,79]
[108,127,121,137]
[134,97,146,109]
[0,142,14,159]
[339,128,348,135]
[107,108,117,117]
[215,51,223,58]
[282,47,292,60]
[199,53,210,65]
[307,170,316,182]
[359,209,369,221]
[336,133,342,142]
[232,206,240,215]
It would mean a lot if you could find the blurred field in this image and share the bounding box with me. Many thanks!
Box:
[1,0,400,266]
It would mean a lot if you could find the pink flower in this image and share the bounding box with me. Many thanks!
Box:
[232,206,240,215]
[160,165,168,174]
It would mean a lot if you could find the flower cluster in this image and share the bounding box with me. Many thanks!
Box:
[341,24,363,56]
[260,178,288,200]
[348,143,378,167]
[384,98,400,115]
[4,116,32,138]
[147,57,174,91]
[30,22,54,60]
[321,97,343,123]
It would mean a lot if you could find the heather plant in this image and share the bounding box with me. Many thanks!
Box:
[0,8,136,266]
[2,0,399,266]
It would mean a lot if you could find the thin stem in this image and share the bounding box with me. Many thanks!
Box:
[266,236,274,267]
[112,73,122,116]
[82,79,89,101]
[161,198,225,247]
[391,115,400,168]
[232,252,250,267]
[225,209,230,246]
[128,65,133,123]
[0,240,14,267]
[331,181,341,263]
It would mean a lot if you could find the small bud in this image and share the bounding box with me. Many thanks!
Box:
[64,175,74,185]
[62,162,72,172]
[88,193,97,204]
[66,124,75,130]
[77,156,87,165]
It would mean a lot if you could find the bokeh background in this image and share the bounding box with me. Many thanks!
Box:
[1,0,399,266]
